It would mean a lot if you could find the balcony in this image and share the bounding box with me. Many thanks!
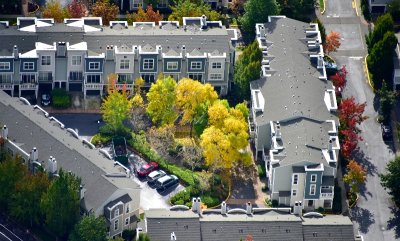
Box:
[85,83,103,90]
[320,187,334,199]
[20,83,37,90]
[0,83,13,90]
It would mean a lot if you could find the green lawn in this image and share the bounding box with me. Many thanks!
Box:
[319,0,325,13]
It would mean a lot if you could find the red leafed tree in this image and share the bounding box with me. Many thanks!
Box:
[245,234,254,241]
[339,97,367,130]
[145,5,163,23]
[340,128,361,159]
[68,0,87,18]
[128,5,163,24]
[324,31,341,54]
[330,65,348,94]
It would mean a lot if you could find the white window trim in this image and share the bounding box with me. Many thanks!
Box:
[292,174,298,185]
[209,73,223,80]
[310,184,316,195]
[23,62,34,71]
[211,62,222,69]
[120,59,130,70]
[191,61,202,70]
[166,61,178,71]
[0,62,10,70]
[114,208,119,217]
[41,55,51,66]
[143,58,154,70]
[311,174,317,183]
[72,56,82,66]
[89,62,100,70]
[114,219,119,231]
[125,204,130,213]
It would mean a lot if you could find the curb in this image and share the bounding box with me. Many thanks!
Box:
[320,0,326,15]
[349,193,359,209]
[364,54,375,91]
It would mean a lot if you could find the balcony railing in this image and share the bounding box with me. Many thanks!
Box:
[85,83,103,90]
[20,83,37,89]
[320,187,334,199]
[0,83,13,90]
[115,83,134,90]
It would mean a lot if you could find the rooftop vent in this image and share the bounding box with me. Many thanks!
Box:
[275,122,282,140]
[1,125,8,139]
[47,156,57,174]
[30,147,38,162]
[260,25,265,39]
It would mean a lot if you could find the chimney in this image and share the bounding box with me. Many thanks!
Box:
[106,45,114,60]
[1,125,8,139]
[293,201,302,216]
[317,55,324,69]
[171,232,177,241]
[47,156,57,174]
[192,198,197,212]
[182,45,186,58]
[79,185,85,200]
[201,15,207,28]
[57,42,66,57]
[260,25,266,39]
[275,122,281,140]
[315,39,320,48]
[328,139,333,151]
[196,197,202,214]
[158,45,162,58]
[246,202,252,215]
[13,45,19,59]
[221,201,227,215]
[30,147,38,162]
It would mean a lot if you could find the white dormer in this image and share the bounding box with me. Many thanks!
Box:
[251,89,265,113]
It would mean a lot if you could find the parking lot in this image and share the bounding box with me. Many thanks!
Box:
[55,114,185,210]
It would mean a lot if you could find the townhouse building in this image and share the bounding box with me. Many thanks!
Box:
[144,199,359,241]
[0,16,237,99]
[249,16,339,210]
[0,90,141,238]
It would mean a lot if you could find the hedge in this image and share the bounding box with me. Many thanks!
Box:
[51,88,71,109]
[128,131,196,186]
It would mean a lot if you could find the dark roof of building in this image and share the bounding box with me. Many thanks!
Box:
[105,194,132,209]
[0,91,140,214]
[322,176,335,186]
[292,166,305,173]
[251,17,337,125]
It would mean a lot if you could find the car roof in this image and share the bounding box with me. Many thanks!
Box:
[148,170,163,178]
[157,175,172,183]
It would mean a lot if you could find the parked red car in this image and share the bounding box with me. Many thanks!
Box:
[137,162,159,177]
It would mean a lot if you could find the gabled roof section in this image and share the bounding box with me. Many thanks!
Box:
[35,42,56,51]
[68,42,88,51]
[19,49,38,58]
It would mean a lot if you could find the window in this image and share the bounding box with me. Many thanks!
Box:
[118,74,132,83]
[0,62,10,70]
[126,204,130,214]
[114,220,119,231]
[310,184,316,195]
[86,74,101,83]
[141,74,155,84]
[120,59,130,70]
[125,218,129,225]
[212,62,222,69]
[167,73,179,81]
[69,71,83,81]
[72,56,82,66]
[188,73,203,82]
[89,62,100,70]
[238,229,243,233]
[21,74,36,83]
[209,73,222,80]
[191,61,202,70]
[311,174,317,183]
[292,174,298,185]
[23,62,34,71]
[143,59,154,70]
[0,74,12,83]
[292,189,297,196]
[38,71,52,81]
[167,61,178,71]
[41,56,51,66]
[114,209,119,217]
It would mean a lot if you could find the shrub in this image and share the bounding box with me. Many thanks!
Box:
[257,164,266,178]
[316,207,325,214]
[261,184,269,192]
[272,199,279,207]
[170,188,192,205]
[201,195,220,207]
[122,229,136,241]
[99,124,131,139]
[91,133,112,146]
[332,185,342,214]
[51,88,71,108]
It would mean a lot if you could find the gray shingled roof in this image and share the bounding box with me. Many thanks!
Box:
[251,17,337,125]
[0,91,140,214]
[0,22,231,56]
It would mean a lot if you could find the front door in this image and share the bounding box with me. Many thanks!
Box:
[308,200,314,207]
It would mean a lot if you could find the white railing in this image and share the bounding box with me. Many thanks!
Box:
[20,83,37,89]
[320,192,334,199]
[0,83,13,89]
[115,83,134,90]
[85,83,103,90]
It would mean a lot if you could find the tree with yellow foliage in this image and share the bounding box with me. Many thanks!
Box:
[100,74,133,134]
[146,76,177,126]
[200,101,252,171]
[42,0,70,23]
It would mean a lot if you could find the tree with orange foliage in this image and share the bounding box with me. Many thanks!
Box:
[324,31,341,54]
[68,0,87,18]
[92,0,119,26]
[344,160,366,194]
[127,5,163,24]
[42,0,70,23]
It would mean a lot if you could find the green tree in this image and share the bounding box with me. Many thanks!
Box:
[92,0,119,25]
[367,31,397,89]
[0,155,27,211]
[10,171,50,227]
[42,0,70,23]
[378,81,397,123]
[101,74,134,134]
[234,41,262,101]
[146,76,178,126]
[366,13,394,52]
[239,0,279,38]
[69,215,108,241]
[169,0,221,24]
[314,18,326,45]
[388,0,400,21]
[138,233,151,241]
[380,156,400,205]
[41,169,81,239]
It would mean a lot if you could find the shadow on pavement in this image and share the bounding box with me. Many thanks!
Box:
[351,206,375,234]
[387,206,400,239]
[358,183,373,201]
[353,149,378,176]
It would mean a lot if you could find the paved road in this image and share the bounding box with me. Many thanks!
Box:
[321,1,399,240]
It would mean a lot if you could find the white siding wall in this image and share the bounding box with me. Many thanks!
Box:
[115,54,135,73]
